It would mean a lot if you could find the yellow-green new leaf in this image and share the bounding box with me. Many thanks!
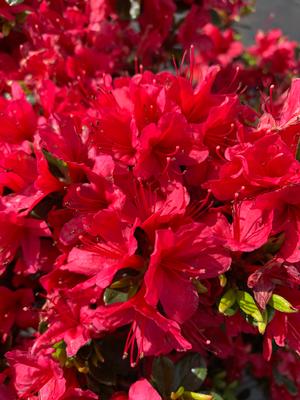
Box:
[237,291,263,322]
[257,308,268,334]
[218,288,236,314]
[218,274,227,287]
[269,294,298,313]
[170,386,185,399]
[183,392,213,400]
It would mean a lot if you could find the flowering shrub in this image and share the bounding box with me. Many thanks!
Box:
[1,1,300,400]
[0,0,253,79]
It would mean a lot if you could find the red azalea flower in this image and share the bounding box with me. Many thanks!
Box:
[196,94,240,152]
[61,209,138,282]
[0,287,37,341]
[60,388,98,399]
[135,112,192,179]
[207,133,300,200]
[32,296,91,357]
[263,287,300,360]
[90,90,138,164]
[255,185,300,262]
[182,306,232,358]
[258,79,300,154]
[201,24,243,66]
[85,289,191,366]
[172,66,224,124]
[1,5,300,394]
[37,114,89,166]
[248,261,300,309]
[217,199,273,252]
[249,29,297,75]
[144,223,231,322]
[0,0,34,21]
[137,0,175,65]
[6,349,66,400]
[111,394,128,400]
[0,84,37,144]
[0,209,50,275]
[0,148,37,195]
[128,379,161,400]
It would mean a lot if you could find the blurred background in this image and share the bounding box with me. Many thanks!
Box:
[241,0,300,43]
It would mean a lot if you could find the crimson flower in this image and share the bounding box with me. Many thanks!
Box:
[144,223,231,322]
[85,289,191,366]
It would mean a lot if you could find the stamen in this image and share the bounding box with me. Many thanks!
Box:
[269,84,275,115]
[79,234,123,258]
[72,186,107,210]
[219,66,240,93]
[179,49,188,76]
[123,317,146,367]
[172,55,179,76]
[186,190,212,219]
[134,56,138,75]
[189,45,195,84]
[215,145,227,161]
[186,319,213,350]
[233,192,241,243]
[161,156,172,175]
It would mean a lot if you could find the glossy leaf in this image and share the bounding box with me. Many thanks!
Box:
[103,288,128,305]
[237,291,263,323]
[151,357,175,397]
[257,308,268,334]
[5,0,24,5]
[268,294,298,313]
[218,288,236,314]
[174,353,207,392]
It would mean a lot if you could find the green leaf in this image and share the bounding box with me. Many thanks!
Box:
[5,0,24,5]
[26,93,36,105]
[182,392,212,400]
[43,150,71,183]
[2,21,13,37]
[110,276,135,289]
[257,308,268,334]
[170,386,185,400]
[151,357,175,397]
[236,291,263,323]
[173,353,207,392]
[116,0,131,20]
[242,52,257,67]
[274,369,298,396]
[52,340,67,366]
[211,393,224,400]
[53,340,66,349]
[268,294,298,313]
[261,233,285,255]
[240,4,256,17]
[218,289,236,314]
[193,279,208,294]
[218,274,227,288]
[38,320,48,334]
[267,306,276,323]
[222,307,238,316]
[296,137,300,161]
[152,355,209,398]
[103,288,128,305]
[129,0,141,19]
[210,9,222,26]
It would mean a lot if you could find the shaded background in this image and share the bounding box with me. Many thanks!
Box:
[240,0,300,43]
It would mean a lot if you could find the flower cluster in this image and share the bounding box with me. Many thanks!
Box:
[0,0,252,80]
[1,1,300,400]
